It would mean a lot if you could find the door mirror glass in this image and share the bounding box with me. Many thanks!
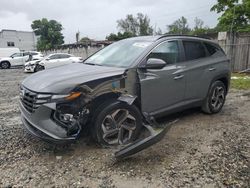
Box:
[145,58,166,69]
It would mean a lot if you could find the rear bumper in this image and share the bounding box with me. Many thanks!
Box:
[19,101,78,143]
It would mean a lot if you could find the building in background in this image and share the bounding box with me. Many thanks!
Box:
[0,29,37,51]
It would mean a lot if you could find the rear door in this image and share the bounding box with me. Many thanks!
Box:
[139,40,186,115]
[181,40,220,101]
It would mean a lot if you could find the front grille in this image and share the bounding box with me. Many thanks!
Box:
[20,87,51,113]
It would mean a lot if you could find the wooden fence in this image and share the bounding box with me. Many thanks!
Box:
[217,32,250,72]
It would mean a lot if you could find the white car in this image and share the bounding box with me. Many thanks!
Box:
[24,53,83,73]
[0,51,43,69]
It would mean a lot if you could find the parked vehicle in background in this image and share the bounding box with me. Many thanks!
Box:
[0,48,20,58]
[0,51,43,69]
[24,53,83,73]
[19,35,230,159]
[28,51,44,60]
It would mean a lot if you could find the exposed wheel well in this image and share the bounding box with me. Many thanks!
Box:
[89,92,141,114]
[217,77,229,93]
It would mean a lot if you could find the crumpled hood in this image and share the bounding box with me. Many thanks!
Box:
[22,63,126,93]
[25,60,40,66]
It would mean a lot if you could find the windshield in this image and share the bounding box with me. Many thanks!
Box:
[84,40,152,68]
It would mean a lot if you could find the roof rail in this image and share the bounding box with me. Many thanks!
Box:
[158,34,212,40]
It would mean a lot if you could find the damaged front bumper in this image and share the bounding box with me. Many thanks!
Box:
[20,101,81,143]
[19,86,86,143]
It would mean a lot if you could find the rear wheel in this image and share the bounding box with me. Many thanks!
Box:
[202,80,226,114]
[91,100,142,146]
[0,61,10,69]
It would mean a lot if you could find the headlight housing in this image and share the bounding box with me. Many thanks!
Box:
[50,92,82,103]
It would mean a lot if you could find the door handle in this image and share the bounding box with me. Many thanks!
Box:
[209,67,216,71]
[174,74,184,80]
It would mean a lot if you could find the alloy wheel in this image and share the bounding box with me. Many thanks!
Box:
[211,86,225,111]
[101,109,137,145]
[1,62,9,69]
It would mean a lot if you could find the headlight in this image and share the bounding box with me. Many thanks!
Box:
[51,92,82,102]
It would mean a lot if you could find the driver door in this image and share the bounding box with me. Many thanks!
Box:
[139,40,186,115]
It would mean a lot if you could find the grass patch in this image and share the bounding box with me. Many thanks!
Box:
[231,73,250,90]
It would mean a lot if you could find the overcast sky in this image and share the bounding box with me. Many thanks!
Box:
[0,0,220,43]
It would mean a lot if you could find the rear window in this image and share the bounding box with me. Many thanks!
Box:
[204,43,220,56]
[183,41,206,61]
[59,54,71,58]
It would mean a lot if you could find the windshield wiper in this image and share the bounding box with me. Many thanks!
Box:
[84,62,102,66]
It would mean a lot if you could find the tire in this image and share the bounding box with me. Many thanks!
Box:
[0,61,10,69]
[34,64,45,72]
[91,99,143,147]
[202,80,226,114]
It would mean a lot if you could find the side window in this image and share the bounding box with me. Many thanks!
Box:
[31,52,38,55]
[60,54,71,59]
[148,41,180,64]
[23,52,30,56]
[204,43,220,56]
[183,41,206,61]
[11,53,23,58]
[49,55,59,59]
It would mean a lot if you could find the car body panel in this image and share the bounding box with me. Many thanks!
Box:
[139,63,186,113]
[19,35,231,159]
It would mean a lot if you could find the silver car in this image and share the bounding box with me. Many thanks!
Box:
[19,35,230,159]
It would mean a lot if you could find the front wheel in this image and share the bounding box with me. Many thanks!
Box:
[34,64,45,72]
[202,80,226,114]
[91,100,142,146]
[0,61,10,69]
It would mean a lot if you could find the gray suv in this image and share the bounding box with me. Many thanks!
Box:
[19,35,230,158]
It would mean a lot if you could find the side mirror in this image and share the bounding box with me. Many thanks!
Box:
[144,58,166,69]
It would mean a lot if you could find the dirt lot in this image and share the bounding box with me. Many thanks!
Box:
[0,69,249,187]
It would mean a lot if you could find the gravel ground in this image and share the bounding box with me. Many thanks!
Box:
[0,69,249,188]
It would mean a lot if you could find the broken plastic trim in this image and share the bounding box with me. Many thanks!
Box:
[115,114,178,160]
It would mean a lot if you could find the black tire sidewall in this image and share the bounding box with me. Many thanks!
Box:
[35,65,44,72]
[207,81,226,114]
[1,62,10,69]
[92,100,142,146]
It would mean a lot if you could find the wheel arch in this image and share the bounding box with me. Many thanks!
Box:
[88,92,141,114]
[211,73,230,94]
[0,60,11,68]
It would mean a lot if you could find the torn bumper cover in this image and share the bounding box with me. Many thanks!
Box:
[115,116,175,159]
[19,87,86,143]
[20,101,81,143]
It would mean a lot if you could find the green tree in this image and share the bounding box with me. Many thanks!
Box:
[31,18,64,51]
[106,32,134,41]
[191,17,212,35]
[80,37,91,42]
[167,16,191,34]
[211,0,250,32]
[117,13,153,36]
